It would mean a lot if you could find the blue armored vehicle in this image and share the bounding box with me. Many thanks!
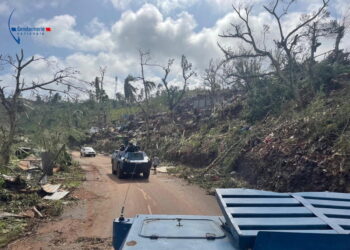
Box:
[113,188,350,250]
[111,144,152,179]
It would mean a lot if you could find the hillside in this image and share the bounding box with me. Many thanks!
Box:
[62,73,350,194]
[137,76,349,193]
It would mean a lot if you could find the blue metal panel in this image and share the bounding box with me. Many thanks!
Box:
[253,232,350,250]
[227,207,313,217]
[243,229,337,235]
[216,188,350,249]
[120,215,239,250]
[113,218,133,250]
[309,199,350,208]
[140,218,225,238]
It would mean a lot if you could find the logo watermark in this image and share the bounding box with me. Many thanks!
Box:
[8,9,52,44]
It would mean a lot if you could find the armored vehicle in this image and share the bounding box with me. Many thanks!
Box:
[113,188,350,250]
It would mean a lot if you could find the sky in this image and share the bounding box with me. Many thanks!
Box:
[0,0,349,99]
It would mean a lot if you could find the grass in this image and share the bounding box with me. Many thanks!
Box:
[0,218,28,248]
[50,160,85,190]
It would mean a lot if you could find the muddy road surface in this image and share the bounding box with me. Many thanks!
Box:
[7,152,221,249]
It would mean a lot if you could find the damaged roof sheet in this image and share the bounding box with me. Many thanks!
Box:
[43,191,69,200]
[41,184,61,193]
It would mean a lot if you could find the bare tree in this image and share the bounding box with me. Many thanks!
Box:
[302,14,339,92]
[91,66,109,128]
[90,66,108,103]
[203,59,223,109]
[219,0,330,98]
[331,14,349,63]
[0,49,79,166]
[222,55,270,94]
[180,55,196,103]
[333,24,345,62]
[138,50,156,145]
[122,50,156,145]
[160,55,195,113]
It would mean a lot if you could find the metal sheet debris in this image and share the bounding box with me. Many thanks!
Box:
[43,191,69,200]
[18,155,42,171]
[41,184,61,193]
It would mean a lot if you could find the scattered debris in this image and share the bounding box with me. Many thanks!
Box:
[41,184,61,194]
[18,160,30,170]
[1,174,26,189]
[44,191,69,200]
[0,211,32,219]
[157,166,175,173]
[21,209,35,218]
[1,174,17,183]
[15,147,32,159]
[32,206,43,218]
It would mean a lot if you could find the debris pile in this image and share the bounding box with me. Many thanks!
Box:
[0,150,82,248]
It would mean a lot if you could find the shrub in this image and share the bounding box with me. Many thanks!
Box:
[244,78,288,122]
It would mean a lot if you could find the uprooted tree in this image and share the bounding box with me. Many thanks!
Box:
[0,49,79,166]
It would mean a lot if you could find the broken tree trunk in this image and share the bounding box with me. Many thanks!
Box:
[203,140,241,175]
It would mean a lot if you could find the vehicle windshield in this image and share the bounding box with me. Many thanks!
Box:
[126,152,144,160]
[84,147,94,151]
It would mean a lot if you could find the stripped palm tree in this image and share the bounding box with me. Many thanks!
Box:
[144,80,156,99]
[124,75,137,104]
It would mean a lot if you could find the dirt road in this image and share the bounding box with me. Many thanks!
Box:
[7,152,221,249]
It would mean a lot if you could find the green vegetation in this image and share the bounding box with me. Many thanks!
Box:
[0,218,28,248]
[51,161,85,189]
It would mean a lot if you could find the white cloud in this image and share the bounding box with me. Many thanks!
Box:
[110,0,133,10]
[109,0,197,13]
[35,15,114,52]
[205,0,264,13]
[110,5,201,58]
[155,0,198,13]
[85,17,107,35]
[3,1,349,100]
[334,0,350,19]
[108,0,265,14]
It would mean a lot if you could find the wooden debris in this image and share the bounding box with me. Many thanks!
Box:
[32,206,43,218]
[0,212,31,219]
